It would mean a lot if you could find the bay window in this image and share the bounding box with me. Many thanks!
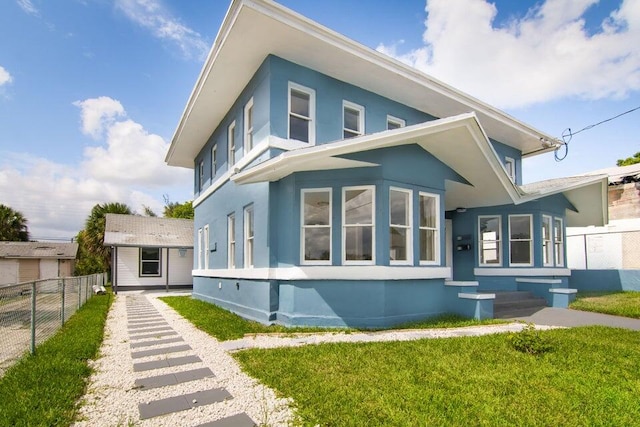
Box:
[301,189,331,264]
[554,218,564,267]
[509,215,533,266]
[419,192,439,264]
[389,188,412,264]
[343,186,374,263]
[542,215,553,266]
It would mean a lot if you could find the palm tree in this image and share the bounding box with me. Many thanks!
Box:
[0,204,30,241]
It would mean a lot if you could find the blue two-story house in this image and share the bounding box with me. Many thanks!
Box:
[166,0,608,327]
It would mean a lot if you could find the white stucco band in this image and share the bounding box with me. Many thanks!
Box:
[474,268,571,277]
[193,266,452,281]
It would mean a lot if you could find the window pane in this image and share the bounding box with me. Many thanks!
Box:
[390,227,408,261]
[141,248,159,261]
[510,216,531,239]
[304,228,331,261]
[511,241,531,264]
[247,210,254,237]
[141,261,159,275]
[304,192,330,225]
[344,107,359,132]
[345,189,372,224]
[480,217,500,239]
[420,229,436,262]
[390,190,409,226]
[289,116,309,142]
[387,120,401,130]
[345,226,373,261]
[291,90,310,117]
[480,241,500,264]
[344,129,359,139]
[420,195,437,228]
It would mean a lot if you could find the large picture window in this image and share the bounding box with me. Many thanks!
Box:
[509,215,533,266]
[343,186,375,263]
[301,189,331,264]
[390,188,412,264]
[419,192,439,264]
[542,215,553,266]
[140,247,161,277]
[227,213,235,269]
[343,101,364,139]
[479,216,501,266]
[244,205,254,268]
[289,82,315,144]
[554,218,564,267]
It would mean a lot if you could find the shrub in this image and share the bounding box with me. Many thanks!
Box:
[509,323,553,355]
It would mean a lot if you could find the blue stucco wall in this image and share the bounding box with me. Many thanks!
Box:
[490,138,522,185]
[570,270,640,292]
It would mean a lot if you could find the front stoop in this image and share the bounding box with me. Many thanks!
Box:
[491,291,548,319]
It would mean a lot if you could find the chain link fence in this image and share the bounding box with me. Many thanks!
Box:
[567,230,640,269]
[0,273,107,376]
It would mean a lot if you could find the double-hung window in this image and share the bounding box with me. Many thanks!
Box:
[301,189,331,264]
[203,225,210,269]
[289,83,315,144]
[554,218,564,267]
[389,188,412,264]
[505,157,516,182]
[343,186,375,263]
[198,160,204,191]
[343,101,364,139]
[419,192,439,264]
[244,205,254,268]
[211,144,217,177]
[509,214,533,266]
[542,215,553,266]
[479,216,501,266]
[197,228,203,269]
[228,121,236,167]
[244,98,254,154]
[227,214,235,269]
[140,248,161,276]
[387,115,405,130]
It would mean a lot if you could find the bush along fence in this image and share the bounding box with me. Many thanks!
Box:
[0,273,107,376]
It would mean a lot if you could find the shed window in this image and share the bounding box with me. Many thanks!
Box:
[140,248,161,276]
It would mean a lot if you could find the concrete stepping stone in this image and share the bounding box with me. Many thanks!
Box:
[194,413,256,427]
[130,337,184,349]
[131,344,191,359]
[134,367,214,390]
[128,318,165,324]
[133,355,202,372]
[130,330,178,340]
[129,326,173,334]
[138,388,232,420]
[128,322,168,329]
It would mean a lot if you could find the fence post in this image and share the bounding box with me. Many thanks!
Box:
[30,281,36,355]
[78,277,82,309]
[60,278,65,326]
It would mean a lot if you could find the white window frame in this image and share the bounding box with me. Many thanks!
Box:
[300,188,332,265]
[419,191,440,266]
[387,115,405,130]
[554,217,565,267]
[288,82,316,145]
[505,157,516,182]
[542,215,553,267]
[139,247,161,277]
[389,187,413,265]
[509,214,533,267]
[342,185,375,265]
[478,215,502,267]
[198,160,204,191]
[197,227,203,269]
[211,144,217,177]
[244,205,254,268]
[244,97,254,155]
[343,100,365,139]
[228,121,236,168]
[227,214,235,269]
[203,224,210,269]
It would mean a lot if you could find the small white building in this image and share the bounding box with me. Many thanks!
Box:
[0,242,78,285]
[104,214,194,292]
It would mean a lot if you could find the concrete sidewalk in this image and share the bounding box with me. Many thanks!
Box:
[512,307,640,330]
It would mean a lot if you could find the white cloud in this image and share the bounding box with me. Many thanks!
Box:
[16,0,39,15]
[73,96,125,139]
[0,66,12,86]
[377,0,640,109]
[115,0,208,60]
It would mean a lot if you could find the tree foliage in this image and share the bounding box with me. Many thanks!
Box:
[164,200,194,219]
[0,204,30,241]
[617,152,640,166]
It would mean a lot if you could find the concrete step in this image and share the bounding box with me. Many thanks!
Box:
[489,291,547,319]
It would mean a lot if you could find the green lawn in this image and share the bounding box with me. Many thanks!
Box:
[0,293,112,427]
[570,291,640,319]
[234,326,640,426]
[159,296,504,341]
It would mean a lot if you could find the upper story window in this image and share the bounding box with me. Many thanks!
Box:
[227,213,236,269]
[198,160,205,191]
[389,188,412,264]
[140,247,161,277]
[244,205,254,268]
[343,186,375,264]
[509,214,533,266]
[211,144,217,177]
[244,98,254,154]
[301,189,331,264]
[479,215,501,266]
[419,192,439,264]
[343,101,364,139]
[289,82,315,144]
[505,157,516,183]
[542,215,553,267]
[387,115,405,130]
[228,121,236,167]
[554,218,564,267]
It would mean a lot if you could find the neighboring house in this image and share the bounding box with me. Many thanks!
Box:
[104,214,194,292]
[165,0,608,327]
[0,242,78,285]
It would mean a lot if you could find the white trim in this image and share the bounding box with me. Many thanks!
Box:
[288,81,316,145]
[197,228,203,270]
[515,278,562,284]
[474,267,571,276]
[386,115,405,130]
[227,121,236,167]
[478,215,502,267]
[342,100,365,138]
[549,288,577,294]
[445,280,479,287]
[211,143,218,177]
[458,292,495,300]
[243,97,254,154]
[300,188,332,265]
[342,185,375,265]
[227,213,236,269]
[244,205,254,268]
[508,214,533,267]
[193,265,452,281]
[389,187,413,266]
[542,215,553,267]
[418,191,440,265]
[203,224,210,270]
[504,156,515,182]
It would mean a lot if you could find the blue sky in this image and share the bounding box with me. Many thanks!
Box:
[0,0,638,240]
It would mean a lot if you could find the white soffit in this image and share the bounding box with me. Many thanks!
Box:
[564,181,609,227]
[166,0,556,168]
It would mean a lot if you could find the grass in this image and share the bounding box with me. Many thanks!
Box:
[0,293,112,427]
[159,296,504,341]
[570,291,640,319]
[234,326,640,426]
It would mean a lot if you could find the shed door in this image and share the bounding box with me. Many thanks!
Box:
[59,260,72,277]
[19,259,40,282]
